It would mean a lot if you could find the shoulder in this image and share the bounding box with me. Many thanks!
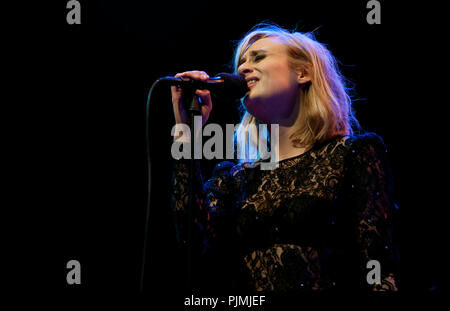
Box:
[310,133,387,163]
[340,132,391,175]
[205,160,248,193]
[210,161,236,178]
[311,133,386,156]
[210,160,257,183]
[342,132,387,152]
[326,133,388,163]
[210,160,249,178]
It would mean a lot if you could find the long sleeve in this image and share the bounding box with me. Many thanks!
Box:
[343,133,399,292]
[171,159,237,254]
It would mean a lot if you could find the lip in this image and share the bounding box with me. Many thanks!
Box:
[245,76,259,89]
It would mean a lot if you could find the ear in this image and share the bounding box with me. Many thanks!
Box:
[297,65,312,85]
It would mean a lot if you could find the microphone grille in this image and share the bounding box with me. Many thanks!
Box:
[214,73,249,99]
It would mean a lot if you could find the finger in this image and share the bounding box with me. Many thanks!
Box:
[195,89,212,109]
[171,85,181,93]
[172,73,185,92]
[179,71,210,81]
[197,71,210,81]
[195,89,211,98]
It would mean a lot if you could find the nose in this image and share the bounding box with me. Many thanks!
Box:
[238,62,253,76]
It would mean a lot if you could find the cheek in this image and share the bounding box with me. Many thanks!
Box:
[244,62,299,121]
[263,66,293,92]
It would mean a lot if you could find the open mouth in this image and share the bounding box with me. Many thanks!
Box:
[247,78,259,88]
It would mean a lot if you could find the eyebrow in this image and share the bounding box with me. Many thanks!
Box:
[238,49,267,66]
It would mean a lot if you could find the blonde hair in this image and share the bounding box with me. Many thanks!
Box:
[233,23,359,162]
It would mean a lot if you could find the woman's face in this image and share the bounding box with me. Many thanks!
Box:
[238,37,300,124]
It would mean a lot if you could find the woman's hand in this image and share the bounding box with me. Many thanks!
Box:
[171,70,213,127]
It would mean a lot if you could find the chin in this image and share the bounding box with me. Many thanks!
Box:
[244,102,271,123]
[243,96,259,114]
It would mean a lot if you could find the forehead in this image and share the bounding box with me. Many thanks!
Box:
[244,36,286,55]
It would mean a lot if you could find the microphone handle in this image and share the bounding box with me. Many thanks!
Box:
[159,76,224,89]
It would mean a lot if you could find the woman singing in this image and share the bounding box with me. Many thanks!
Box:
[170,24,398,294]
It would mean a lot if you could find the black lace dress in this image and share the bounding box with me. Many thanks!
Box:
[171,133,399,293]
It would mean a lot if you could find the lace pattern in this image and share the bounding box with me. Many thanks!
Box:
[172,133,398,292]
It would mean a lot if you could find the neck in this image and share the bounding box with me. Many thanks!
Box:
[268,95,308,162]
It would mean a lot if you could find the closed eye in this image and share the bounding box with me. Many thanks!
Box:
[239,49,267,67]
[254,54,266,62]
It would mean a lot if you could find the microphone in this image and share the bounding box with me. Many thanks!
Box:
[158,73,249,99]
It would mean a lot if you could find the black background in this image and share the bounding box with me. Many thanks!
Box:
[15,0,445,306]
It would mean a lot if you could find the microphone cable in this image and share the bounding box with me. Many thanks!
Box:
[140,73,246,292]
[140,78,161,293]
